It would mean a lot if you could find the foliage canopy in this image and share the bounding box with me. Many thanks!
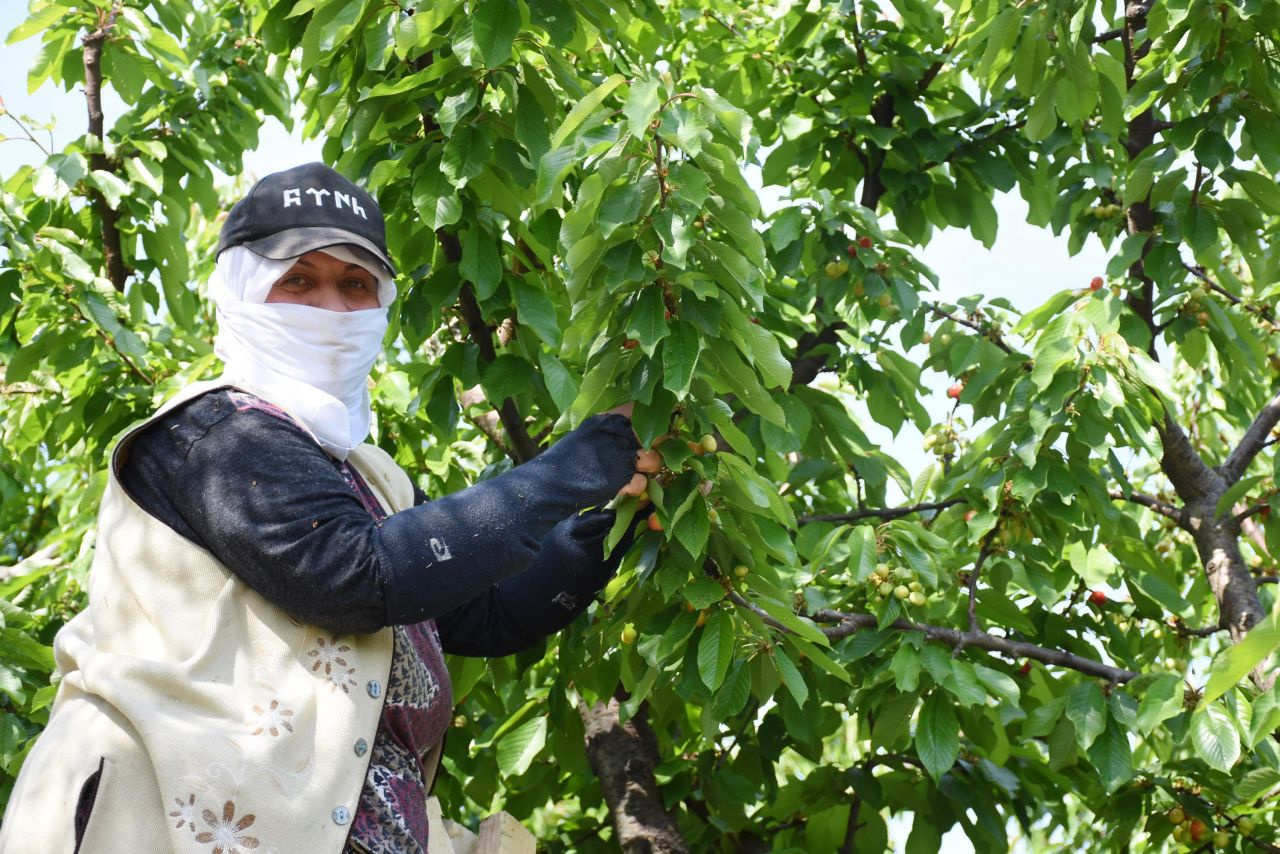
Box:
[3,0,1280,850]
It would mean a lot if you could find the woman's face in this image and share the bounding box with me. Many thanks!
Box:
[266,249,380,312]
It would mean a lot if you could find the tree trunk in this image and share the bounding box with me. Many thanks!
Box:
[579,698,690,854]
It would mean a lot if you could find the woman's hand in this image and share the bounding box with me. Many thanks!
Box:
[603,402,662,499]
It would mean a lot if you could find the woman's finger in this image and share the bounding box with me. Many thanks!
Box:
[618,472,648,497]
[635,448,662,474]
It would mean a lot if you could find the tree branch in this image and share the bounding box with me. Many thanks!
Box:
[435,229,540,463]
[927,303,1017,356]
[1109,490,1185,526]
[579,698,690,854]
[789,321,847,389]
[727,591,1138,683]
[1156,414,1220,503]
[965,528,999,635]
[1183,263,1278,331]
[1219,391,1280,485]
[797,498,963,526]
[81,3,130,292]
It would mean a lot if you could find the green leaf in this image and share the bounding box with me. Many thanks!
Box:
[772,646,808,707]
[1215,474,1265,520]
[480,354,532,402]
[87,169,131,209]
[471,0,520,67]
[7,4,70,44]
[550,73,625,149]
[495,715,547,776]
[460,227,502,299]
[625,287,669,350]
[1136,673,1184,734]
[511,277,560,346]
[698,611,734,691]
[1066,682,1106,751]
[124,156,164,195]
[660,320,700,397]
[624,77,662,139]
[441,125,489,186]
[1191,703,1241,773]
[1086,714,1133,793]
[1204,610,1280,703]
[915,693,960,782]
[752,597,828,646]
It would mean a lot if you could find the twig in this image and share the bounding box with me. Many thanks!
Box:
[1093,28,1123,42]
[797,498,963,526]
[1232,503,1270,526]
[927,303,1017,356]
[1109,490,1185,525]
[727,591,1138,683]
[2,111,51,157]
[1256,576,1279,586]
[67,298,154,385]
[1183,262,1278,331]
[965,528,999,636]
[706,11,741,38]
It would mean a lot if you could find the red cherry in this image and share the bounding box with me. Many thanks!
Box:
[858,236,873,249]
[946,382,964,399]
[1088,590,1107,606]
[622,338,639,350]
[846,244,858,257]
[1017,661,1032,677]
[1089,276,1104,291]
[749,316,760,324]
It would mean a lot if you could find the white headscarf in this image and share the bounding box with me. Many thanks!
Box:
[208,245,396,460]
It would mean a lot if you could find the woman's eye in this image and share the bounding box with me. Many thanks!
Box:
[280,275,308,289]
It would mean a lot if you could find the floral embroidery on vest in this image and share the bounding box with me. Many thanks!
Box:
[194,799,260,852]
[170,793,197,832]
[249,698,295,737]
[307,635,358,692]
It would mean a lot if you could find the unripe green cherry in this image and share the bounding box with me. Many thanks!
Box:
[893,585,910,600]
[878,581,894,597]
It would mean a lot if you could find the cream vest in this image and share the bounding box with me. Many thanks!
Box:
[0,382,416,854]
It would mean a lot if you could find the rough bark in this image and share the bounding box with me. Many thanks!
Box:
[579,699,690,854]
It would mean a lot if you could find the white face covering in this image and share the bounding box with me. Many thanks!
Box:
[208,245,396,460]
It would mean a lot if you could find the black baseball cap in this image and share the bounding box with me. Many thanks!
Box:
[216,162,396,274]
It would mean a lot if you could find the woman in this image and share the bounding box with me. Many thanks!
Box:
[0,163,652,853]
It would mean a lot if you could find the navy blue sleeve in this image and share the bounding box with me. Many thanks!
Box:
[120,393,639,636]
[435,510,634,657]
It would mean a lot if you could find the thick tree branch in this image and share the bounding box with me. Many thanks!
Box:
[797,498,963,526]
[434,229,540,463]
[727,591,1137,683]
[579,698,690,854]
[1109,490,1185,526]
[81,4,130,292]
[1122,0,1157,355]
[1219,391,1280,486]
[789,321,847,389]
[1156,414,1220,502]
